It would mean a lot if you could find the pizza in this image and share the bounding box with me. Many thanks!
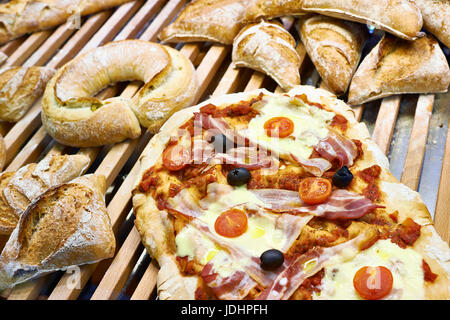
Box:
[132,86,449,300]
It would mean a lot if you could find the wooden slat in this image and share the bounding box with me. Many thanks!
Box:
[372,95,402,154]
[400,95,434,190]
[3,30,52,67]
[130,261,158,300]
[434,117,450,243]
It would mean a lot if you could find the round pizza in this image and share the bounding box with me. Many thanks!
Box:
[132,86,449,300]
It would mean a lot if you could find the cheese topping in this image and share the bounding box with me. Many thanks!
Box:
[244,95,335,161]
[314,240,425,300]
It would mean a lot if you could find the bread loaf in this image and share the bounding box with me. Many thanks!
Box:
[301,0,424,40]
[0,154,91,235]
[0,174,115,290]
[297,14,367,95]
[0,0,134,44]
[159,0,248,45]
[0,66,55,122]
[42,40,198,147]
[244,0,305,22]
[232,20,301,91]
[412,0,450,48]
[348,34,450,105]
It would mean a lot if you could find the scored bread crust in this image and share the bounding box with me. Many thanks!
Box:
[301,0,424,40]
[232,20,301,92]
[0,0,134,44]
[132,86,450,300]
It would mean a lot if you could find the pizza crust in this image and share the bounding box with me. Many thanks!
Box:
[133,85,449,300]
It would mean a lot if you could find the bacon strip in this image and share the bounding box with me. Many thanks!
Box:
[211,147,279,170]
[257,231,370,300]
[290,155,332,177]
[314,130,358,168]
[200,257,258,300]
[250,189,383,220]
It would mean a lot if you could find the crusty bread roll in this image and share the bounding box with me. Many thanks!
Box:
[0,0,134,44]
[232,20,301,91]
[412,0,450,49]
[297,14,367,95]
[159,0,248,44]
[348,34,450,105]
[244,0,305,22]
[0,66,55,122]
[0,154,91,235]
[0,174,115,290]
[42,40,198,147]
[301,0,424,40]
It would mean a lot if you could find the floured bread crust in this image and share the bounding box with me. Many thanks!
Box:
[133,86,449,300]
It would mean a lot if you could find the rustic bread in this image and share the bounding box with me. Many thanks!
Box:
[348,34,450,105]
[244,0,305,22]
[158,0,248,45]
[0,133,5,171]
[0,154,91,235]
[0,66,55,122]
[297,14,367,95]
[232,20,301,91]
[301,0,424,40]
[0,0,134,44]
[0,174,115,290]
[412,0,450,48]
[42,40,198,147]
[0,52,7,65]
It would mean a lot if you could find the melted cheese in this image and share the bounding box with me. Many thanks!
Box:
[200,187,286,257]
[245,95,335,161]
[175,186,291,266]
[314,240,425,300]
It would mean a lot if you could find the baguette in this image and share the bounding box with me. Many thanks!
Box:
[0,66,55,122]
[0,154,91,235]
[232,20,301,91]
[348,34,450,105]
[0,0,134,44]
[244,0,305,23]
[158,0,248,45]
[0,174,115,290]
[42,40,198,147]
[411,0,450,48]
[301,0,424,40]
[297,14,367,95]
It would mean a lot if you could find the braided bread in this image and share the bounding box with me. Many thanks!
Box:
[232,20,301,91]
[0,154,90,235]
[0,66,55,122]
[0,0,134,44]
[0,174,115,290]
[42,40,198,147]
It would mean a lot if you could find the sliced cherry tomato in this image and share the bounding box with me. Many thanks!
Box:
[353,266,393,300]
[214,208,248,238]
[298,177,332,205]
[264,117,294,138]
[162,144,190,171]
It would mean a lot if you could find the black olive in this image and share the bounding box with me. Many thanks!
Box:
[211,134,231,153]
[227,167,251,186]
[260,249,284,271]
[332,166,353,188]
